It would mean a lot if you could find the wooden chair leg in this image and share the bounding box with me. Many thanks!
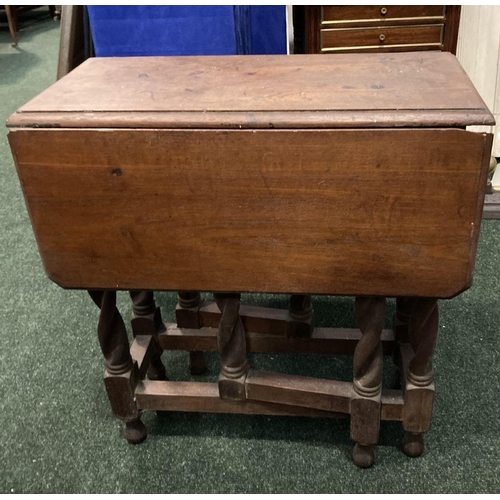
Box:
[351,296,385,468]
[287,294,314,338]
[89,290,146,444]
[5,6,18,46]
[214,293,249,401]
[176,292,207,375]
[129,291,167,381]
[402,298,439,457]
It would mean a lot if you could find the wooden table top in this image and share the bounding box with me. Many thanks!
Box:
[7,52,494,297]
[8,52,494,130]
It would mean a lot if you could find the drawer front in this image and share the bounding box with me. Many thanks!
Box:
[322,6,445,25]
[9,128,490,298]
[321,25,443,52]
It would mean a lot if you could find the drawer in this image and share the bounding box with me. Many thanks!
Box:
[321,6,446,25]
[321,25,443,52]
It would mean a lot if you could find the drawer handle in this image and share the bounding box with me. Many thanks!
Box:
[381,7,387,15]
[379,34,386,42]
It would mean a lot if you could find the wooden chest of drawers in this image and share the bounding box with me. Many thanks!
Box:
[7,52,494,467]
[295,5,461,54]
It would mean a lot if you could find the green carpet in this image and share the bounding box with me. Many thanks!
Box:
[1,14,499,494]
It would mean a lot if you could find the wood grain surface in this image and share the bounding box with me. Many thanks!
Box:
[134,380,404,421]
[158,324,395,355]
[9,127,491,297]
[245,370,352,413]
[7,52,493,129]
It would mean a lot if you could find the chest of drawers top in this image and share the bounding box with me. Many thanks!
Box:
[7,52,493,130]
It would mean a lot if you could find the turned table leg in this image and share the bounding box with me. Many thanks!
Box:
[393,297,418,388]
[402,298,439,457]
[214,293,249,401]
[5,6,18,46]
[351,296,386,468]
[394,297,418,344]
[176,292,207,375]
[287,294,314,338]
[89,290,146,444]
[129,291,167,381]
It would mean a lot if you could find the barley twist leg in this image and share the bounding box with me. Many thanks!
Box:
[351,296,386,468]
[89,290,146,444]
[402,298,439,457]
[129,291,167,381]
[214,293,249,401]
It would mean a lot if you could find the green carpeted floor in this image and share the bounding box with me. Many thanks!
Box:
[1,13,499,494]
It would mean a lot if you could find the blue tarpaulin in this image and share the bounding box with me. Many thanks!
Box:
[87,6,287,57]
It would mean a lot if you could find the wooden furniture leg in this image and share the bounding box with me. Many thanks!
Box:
[393,297,418,387]
[176,292,207,375]
[88,290,146,444]
[351,296,386,468]
[57,5,90,79]
[394,298,418,344]
[129,291,167,381]
[287,294,314,338]
[5,6,18,46]
[214,293,250,401]
[402,298,439,457]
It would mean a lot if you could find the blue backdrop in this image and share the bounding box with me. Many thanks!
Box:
[87,6,287,57]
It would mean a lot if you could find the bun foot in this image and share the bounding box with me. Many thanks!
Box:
[124,418,147,444]
[189,351,207,375]
[402,431,424,457]
[353,443,375,468]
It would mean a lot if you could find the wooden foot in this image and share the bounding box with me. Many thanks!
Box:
[124,417,147,444]
[402,431,424,457]
[353,443,375,468]
[189,351,207,375]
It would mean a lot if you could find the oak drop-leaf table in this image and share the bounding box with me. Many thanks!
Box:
[7,52,494,468]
